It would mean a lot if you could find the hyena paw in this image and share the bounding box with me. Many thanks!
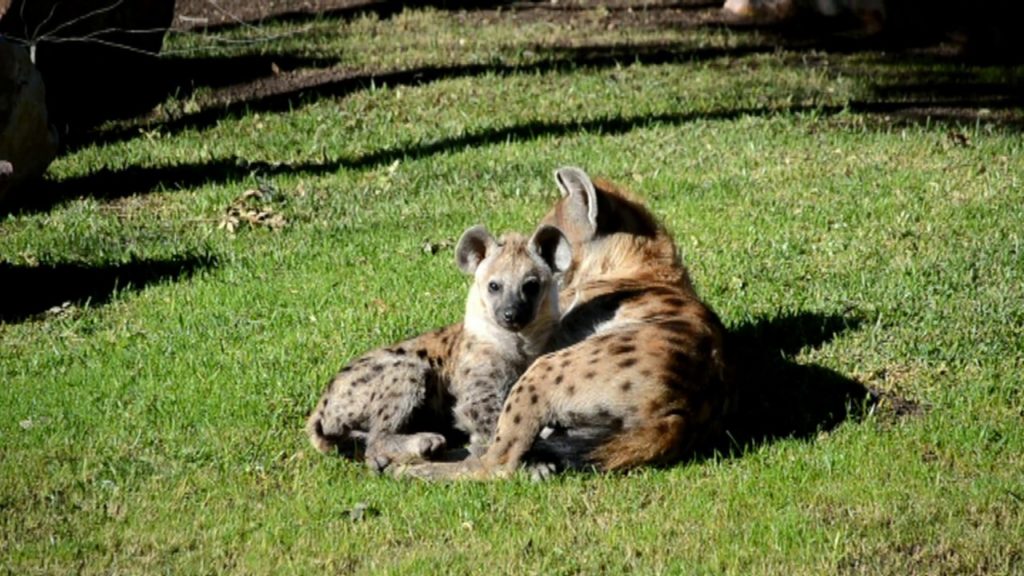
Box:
[390,457,483,482]
[523,461,559,482]
[366,433,448,473]
[413,433,447,458]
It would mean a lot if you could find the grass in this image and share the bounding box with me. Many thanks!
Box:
[2,3,1023,574]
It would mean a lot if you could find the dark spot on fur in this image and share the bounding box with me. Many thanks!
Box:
[584,371,596,379]
[513,387,523,396]
[408,377,418,385]
[394,347,407,355]
[376,407,385,417]
[560,358,572,368]
[371,364,384,374]
[381,414,390,422]
[618,358,638,369]
[545,364,554,373]
[530,394,538,404]
[416,349,428,359]
[495,442,512,460]
[339,366,352,374]
[620,381,633,392]
[505,404,512,413]
[554,375,564,385]
[462,367,472,377]
[659,320,693,334]
[513,414,521,424]
[611,344,636,356]
[666,334,690,345]
[567,385,575,396]
[527,385,535,392]
[468,408,479,420]
[640,369,652,378]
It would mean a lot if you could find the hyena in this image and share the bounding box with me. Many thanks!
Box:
[306,224,571,471]
[394,167,733,480]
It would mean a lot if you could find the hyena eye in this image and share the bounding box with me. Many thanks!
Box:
[487,281,502,294]
[521,278,540,297]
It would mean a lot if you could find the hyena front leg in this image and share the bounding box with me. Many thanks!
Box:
[451,361,518,457]
[393,361,553,481]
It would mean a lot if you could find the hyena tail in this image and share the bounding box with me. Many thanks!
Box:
[306,408,336,453]
[588,413,690,471]
[306,405,368,454]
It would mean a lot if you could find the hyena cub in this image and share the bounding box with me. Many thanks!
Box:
[306,224,571,471]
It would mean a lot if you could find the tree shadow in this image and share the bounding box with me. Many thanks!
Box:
[174,0,521,32]
[720,311,880,451]
[20,103,832,215]
[0,253,217,323]
[70,39,785,153]
[67,28,1023,155]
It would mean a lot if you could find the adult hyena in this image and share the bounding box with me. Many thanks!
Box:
[395,167,733,480]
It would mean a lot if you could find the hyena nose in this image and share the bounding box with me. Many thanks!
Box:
[502,309,515,323]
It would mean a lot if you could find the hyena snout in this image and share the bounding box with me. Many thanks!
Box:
[495,297,536,331]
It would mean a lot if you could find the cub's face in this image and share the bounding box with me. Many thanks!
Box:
[455,225,571,334]
[474,239,552,332]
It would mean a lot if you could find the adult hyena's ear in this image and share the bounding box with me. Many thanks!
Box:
[553,166,599,242]
[455,225,496,275]
[529,225,572,275]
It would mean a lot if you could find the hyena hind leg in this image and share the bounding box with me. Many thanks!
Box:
[365,432,447,473]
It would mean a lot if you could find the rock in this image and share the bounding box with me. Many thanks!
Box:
[0,41,58,206]
[0,0,176,129]
[722,0,886,28]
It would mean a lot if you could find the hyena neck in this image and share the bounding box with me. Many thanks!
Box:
[565,232,695,303]
[462,312,556,365]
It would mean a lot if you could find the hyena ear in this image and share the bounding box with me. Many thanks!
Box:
[553,166,599,241]
[529,225,572,274]
[455,225,496,275]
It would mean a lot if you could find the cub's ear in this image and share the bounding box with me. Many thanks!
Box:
[553,166,599,241]
[529,225,572,275]
[455,225,496,275]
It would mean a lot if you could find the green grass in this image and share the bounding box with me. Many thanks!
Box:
[3,4,1023,574]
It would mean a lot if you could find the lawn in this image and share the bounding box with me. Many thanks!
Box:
[2,2,1023,574]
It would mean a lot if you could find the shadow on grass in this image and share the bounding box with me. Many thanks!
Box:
[25,104,828,214]
[721,311,878,451]
[67,31,1023,153]
[0,253,217,323]
[175,0,522,32]
[68,40,783,153]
